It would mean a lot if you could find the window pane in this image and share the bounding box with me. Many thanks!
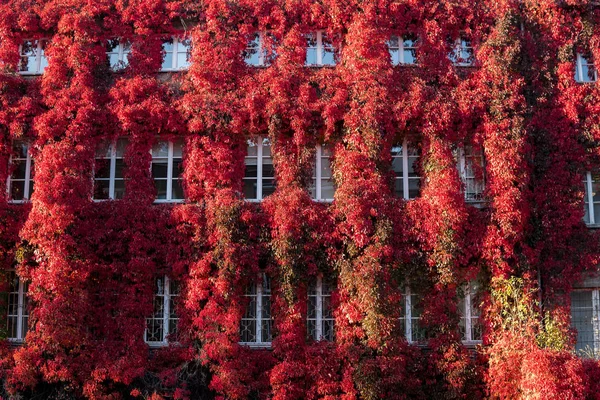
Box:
[262,179,276,197]
[244,179,257,199]
[152,142,169,158]
[114,180,125,200]
[10,181,25,201]
[94,158,111,179]
[152,160,168,179]
[403,48,416,64]
[321,180,335,199]
[155,179,167,200]
[114,159,125,179]
[11,160,27,180]
[172,179,184,200]
[306,48,317,65]
[571,291,595,357]
[93,180,110,200]
[245,34,261,66]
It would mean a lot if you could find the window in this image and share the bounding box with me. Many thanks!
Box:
[575,53,597,83]
[307,276,334,341]
[93,139,127,200]
[400,286,425,343]
[571,289,599,357]
[305,31,336,66]
[240,274,272,346]
[449,38,474,66]
[458,283,482,344]
[161,37,191,71]
[6,270,29,342]
[106,39,131,71]
[152,140,184,202]
[583,172,600,225]
[145,276,179,346]
[458,146,485,203]
[309,145,335,201]
[19,39,48,75]
[243,137,275,201]
[392,138,420,200]
[7,142,34,202]
[388,36,417,65]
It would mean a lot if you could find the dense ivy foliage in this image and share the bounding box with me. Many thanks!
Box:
[1,0,600,398]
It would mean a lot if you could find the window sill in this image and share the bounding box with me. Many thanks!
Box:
[154,199,185,204]
[239,342,272,349]
[18,72,43,76]
[7,200,29,204]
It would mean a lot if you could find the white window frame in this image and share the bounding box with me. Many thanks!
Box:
[449,37,474,67]
[245,33,266,67]
[307,276,334,341]
[106,39,131,71]
[93,139,126,201]
[401,286,424,343]
[7,142,33,203]
[240,274,272,348]
[457,146,486,204]
[392,138,420,200]
[18,39,48,75]
[571,288,600,357]
[244,137,274,202]
[6,270,28,343]
[460,282,482,344]
[311,145,334,202]
[584,171,600,226]
[305,31,336,67]
[388,36,417,65]
[151,140,184,203]
[160,36,191,71]
[576,53,598,83]
[145,275,178,347]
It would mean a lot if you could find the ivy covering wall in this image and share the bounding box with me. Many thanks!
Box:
[0,0,600,399]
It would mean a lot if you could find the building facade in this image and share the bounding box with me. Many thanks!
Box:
[1,1,600,399]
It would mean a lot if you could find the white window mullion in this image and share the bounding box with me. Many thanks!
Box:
[36,41,42,74]
[16,279,24,341]
[166,142,174,201]
[405,286,412,342]
[163,276,170,344]
[257,138,263,200]
[593,290,600,356]
[402,138,409,200]
[109,143,116,199]
[577,54,584,82]
[316,276,323,340]
[317,31,323,65]
[465,284,473,342]
[588,172,595,225]
[172,37,178,70]
[316,146,322,200]
[23,149,32,200]
[256,279,263,343]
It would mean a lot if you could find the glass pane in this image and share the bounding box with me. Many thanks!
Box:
[11,160,27,180]
[10,181,25,200]
[321,158,331,177]
[403,49,416,64]
[172,159,182,179]
[571,291,595,356]
[94,158,111,179]
[244,161,257,178]
[114,159,124,179]
[262,162,275,178]
[245,34,260,66]
[114,180,125,200]
[408,179,420,199]
[262,179,276,197]
[244,179,257,199]
[152,141,169,158]
[306,48,317,66]
[322,48,335,65]
[93,180,110,200]
[152,160,168,179]
[321,180,335,199]
[172,179,184,200]
[115,139,127,157]
[173,139,183,158]
[155,179,167,200]
[14,142,28,159]
[394,178,403,198]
